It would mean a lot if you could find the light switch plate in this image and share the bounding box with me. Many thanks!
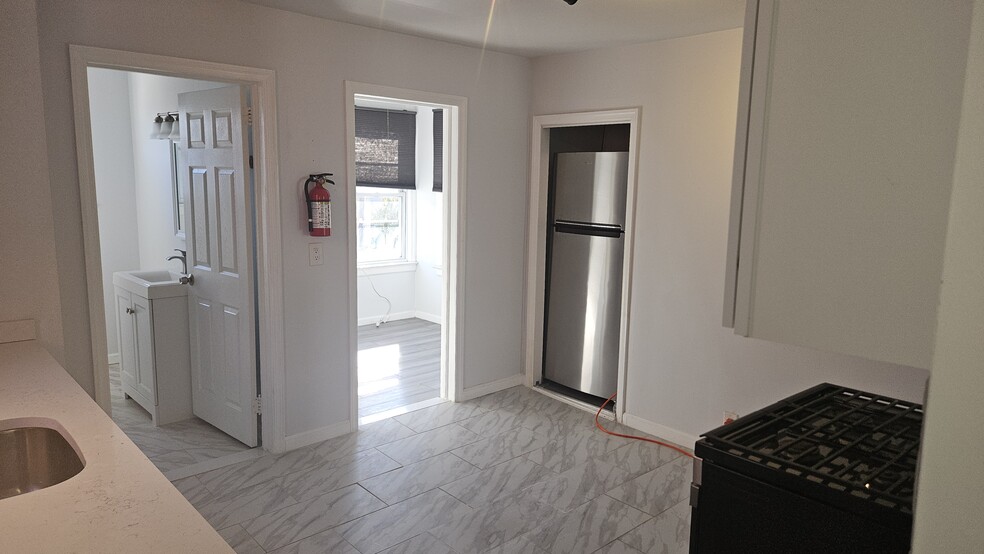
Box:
[309,243,324,266]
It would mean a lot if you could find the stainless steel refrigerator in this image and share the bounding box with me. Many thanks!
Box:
[543,151,629,400]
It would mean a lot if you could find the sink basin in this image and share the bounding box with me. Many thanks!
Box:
[0,423,85,500]
[127,270,178,283]
[113,269,187,299]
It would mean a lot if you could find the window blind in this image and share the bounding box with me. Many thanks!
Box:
[355,107,416,190]
[433,108,444,192]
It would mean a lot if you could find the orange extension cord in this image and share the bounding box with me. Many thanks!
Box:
[594,392,695,459]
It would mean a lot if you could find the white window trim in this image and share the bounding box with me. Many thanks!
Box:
[355,187,417,266]
[357,261,418,275]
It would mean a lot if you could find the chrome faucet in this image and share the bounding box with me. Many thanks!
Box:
[166,249,194,285]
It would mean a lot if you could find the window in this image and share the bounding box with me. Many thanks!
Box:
[355,106,418,266]
[356,187,407,264]
[355,107,416,189]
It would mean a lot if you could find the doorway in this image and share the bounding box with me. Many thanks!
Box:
[70,46,287,461]
[524,109,641,421]
[86,67,259,473]
[345,83,467,427]
[88,68,256,471]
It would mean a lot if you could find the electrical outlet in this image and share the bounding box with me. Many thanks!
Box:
[309,243,324,266]
[723,411,739,425]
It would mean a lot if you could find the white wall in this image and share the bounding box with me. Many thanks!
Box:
[0,0,66,371]
[357,268,416,325]
[912,0,984,550]
[413,108,444,323]
[32,0,531,437]
[531,30,929,443]
[127,73,225,270]
[87,68,140,360]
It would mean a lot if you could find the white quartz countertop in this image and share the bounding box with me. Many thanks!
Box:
[0,341,232,553]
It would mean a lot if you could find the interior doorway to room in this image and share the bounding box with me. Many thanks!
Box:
[353,94,451,424]
[85,67,260,475]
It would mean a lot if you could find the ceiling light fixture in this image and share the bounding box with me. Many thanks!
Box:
[563,0,578,5]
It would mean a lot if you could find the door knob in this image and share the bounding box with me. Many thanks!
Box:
[126,307,135,315]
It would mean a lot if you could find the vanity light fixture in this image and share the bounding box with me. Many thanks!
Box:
[151,112,180,140]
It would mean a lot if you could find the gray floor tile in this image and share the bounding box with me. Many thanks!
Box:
[267,528,361,554]
[360,451,479,504]
[451,427,550,469]
[270,529,359,554]
[617,498,691,554]
[171,475,213,510]
[526,428,626,473]
[378,532,455,554]
[199,476,298,529]
[526,495,651,554]
[458,409,525,437]
[523,459,632,512]
[283,448,401,502]
[395,401,488,433]
[243,484,386,551]
[596,441,683,480]
[595,540,646,554]
[376,423,481,465]
[605,457,691,516]
[441,456,556,508]
[428,490,557,554]
[218,525,266,554]
[337,488,472,554]
[485,535,551,554]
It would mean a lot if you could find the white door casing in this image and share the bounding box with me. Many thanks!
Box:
[179,86,258,447]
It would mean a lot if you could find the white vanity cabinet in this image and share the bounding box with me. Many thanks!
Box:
[723,0,973,369]
[113,272,193,425]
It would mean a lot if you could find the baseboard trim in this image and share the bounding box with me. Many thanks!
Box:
[413,311,442,325]
[357,311,415,327]
[107,352,120,365]
[620,413,699,452]
[284,420,352,451]
[460,373,526,401]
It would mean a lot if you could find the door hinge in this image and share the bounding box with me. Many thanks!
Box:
[252,395,262,415]
[246,106,253,126]
[249,155,254,169]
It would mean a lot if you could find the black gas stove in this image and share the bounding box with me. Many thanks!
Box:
[689,383,922,553]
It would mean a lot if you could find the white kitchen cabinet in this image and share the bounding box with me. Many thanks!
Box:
[114,272,193,425]
[723,0,974,369]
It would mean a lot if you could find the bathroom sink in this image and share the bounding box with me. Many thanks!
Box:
[113,269,187,299]
[127,270,178,283]
[0,425,85,500]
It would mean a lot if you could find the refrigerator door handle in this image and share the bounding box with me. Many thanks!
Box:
[554,219,624,238]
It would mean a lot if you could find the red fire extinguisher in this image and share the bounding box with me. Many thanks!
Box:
[304,173,335,236]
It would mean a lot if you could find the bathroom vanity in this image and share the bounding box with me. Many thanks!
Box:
[113,270,193,425]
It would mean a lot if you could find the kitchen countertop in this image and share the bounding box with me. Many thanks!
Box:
[0,340,231,553]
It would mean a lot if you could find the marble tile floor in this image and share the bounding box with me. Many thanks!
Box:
[109,364,252,473]
[171,385,692,553]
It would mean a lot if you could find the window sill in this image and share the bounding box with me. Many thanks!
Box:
[358,261,418,275]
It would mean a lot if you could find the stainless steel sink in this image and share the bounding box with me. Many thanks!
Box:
[0,425,85,500]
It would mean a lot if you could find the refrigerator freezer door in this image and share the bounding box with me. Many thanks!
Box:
[552,152,629,227]
[543,230,624,398]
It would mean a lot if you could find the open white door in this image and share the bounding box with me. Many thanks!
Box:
[178,86,258,447]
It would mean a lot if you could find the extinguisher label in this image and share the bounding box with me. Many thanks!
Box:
[312,201,331,230]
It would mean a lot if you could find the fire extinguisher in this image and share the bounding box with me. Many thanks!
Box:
[304,173,335,236]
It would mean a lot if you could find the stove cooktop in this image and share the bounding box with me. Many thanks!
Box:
[698,383,922,515]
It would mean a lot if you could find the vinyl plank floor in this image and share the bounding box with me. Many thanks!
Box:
[358,318,442,418]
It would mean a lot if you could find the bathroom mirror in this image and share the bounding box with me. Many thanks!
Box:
[170,141,185,238]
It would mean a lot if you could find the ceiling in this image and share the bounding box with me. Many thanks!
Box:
[241,0,746,57]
